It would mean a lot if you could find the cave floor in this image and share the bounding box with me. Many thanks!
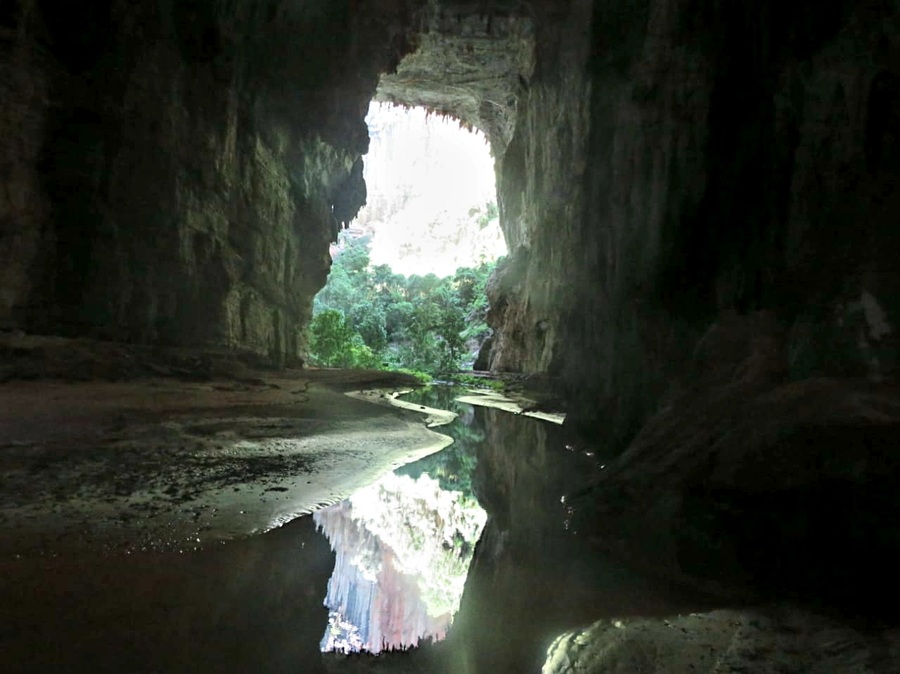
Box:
[0,334,453,558]
[3,335,900,673]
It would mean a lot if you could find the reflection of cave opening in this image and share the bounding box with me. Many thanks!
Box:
[314,392,487,655]
[309,103,506,373]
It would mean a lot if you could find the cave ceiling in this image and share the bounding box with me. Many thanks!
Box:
[375,2,535,155]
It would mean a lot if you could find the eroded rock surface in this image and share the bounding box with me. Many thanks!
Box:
[543,609,900,674]
[0,1,419,360]
[568,375,900,619]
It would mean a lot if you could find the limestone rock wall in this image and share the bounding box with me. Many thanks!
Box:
[0,0,419,362]
[2,0,898,439]
[487,0,593,375]
[488,0,900,443]
[0,12,48,327]
[543,609,900,674]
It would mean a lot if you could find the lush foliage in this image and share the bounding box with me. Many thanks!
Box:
[308,232,498,375]
[307,309,381,368]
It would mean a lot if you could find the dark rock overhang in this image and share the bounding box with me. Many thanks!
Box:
[375,2,535,155]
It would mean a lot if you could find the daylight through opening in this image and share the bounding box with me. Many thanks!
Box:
[308,103,507,376]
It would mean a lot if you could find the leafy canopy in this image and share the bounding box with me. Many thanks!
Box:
[308,232,499,376]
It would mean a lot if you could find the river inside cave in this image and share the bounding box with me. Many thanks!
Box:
[1,387,709,673]
[311,386,709,671]
[313,386,490,656]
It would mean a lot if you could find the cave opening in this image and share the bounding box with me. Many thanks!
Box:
[309,102,507,375]
[357,102,504,278]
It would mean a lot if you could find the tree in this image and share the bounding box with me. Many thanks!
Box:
[309,232,501,376]
[349,301,387,352]
[308,309,379,368]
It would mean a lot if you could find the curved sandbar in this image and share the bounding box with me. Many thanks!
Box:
[0,342,451,557]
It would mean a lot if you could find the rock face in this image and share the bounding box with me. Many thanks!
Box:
[489,0,900,445]
[5,1,896,438]
[568,375,900,617]
[3,2,900,661]
[0,1,417,362]
[543,609,900,674]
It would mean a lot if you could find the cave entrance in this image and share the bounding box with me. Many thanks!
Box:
[309,102,506,375]
[359,102,504,278]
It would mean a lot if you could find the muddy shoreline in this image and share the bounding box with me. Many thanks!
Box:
[0,334,452,558]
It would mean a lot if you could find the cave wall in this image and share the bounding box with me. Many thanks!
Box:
[487,0,593,376]
[0,0,419,362]
[2,0,898,442]
[488,0,900,443]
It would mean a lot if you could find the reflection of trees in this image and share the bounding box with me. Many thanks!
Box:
[348,474,486,617]
[313,389,493,656]
[396,388,485,502]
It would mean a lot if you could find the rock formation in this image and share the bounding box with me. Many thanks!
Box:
[543,609,900,674]
[1,0,418,361]
[5,0,896,439]
[3,1,900,669]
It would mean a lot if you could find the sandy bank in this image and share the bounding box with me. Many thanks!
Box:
[0,335,450,557]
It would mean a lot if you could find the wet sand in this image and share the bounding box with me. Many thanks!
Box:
[0,338,452,558]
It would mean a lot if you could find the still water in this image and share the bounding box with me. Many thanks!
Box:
[0,387,698,673]
[314,388,488,656]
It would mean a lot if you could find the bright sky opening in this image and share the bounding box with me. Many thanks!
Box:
[349,102,507,277]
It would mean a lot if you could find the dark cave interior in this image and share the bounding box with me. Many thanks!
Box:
[1,1,900,671]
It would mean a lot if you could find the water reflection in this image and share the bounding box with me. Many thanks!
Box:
[0,386,712,673]
[314,388,487,655]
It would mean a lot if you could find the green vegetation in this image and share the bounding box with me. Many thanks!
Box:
[471,200,499,229]
[451,372,505,390]
[308,231,499,376]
